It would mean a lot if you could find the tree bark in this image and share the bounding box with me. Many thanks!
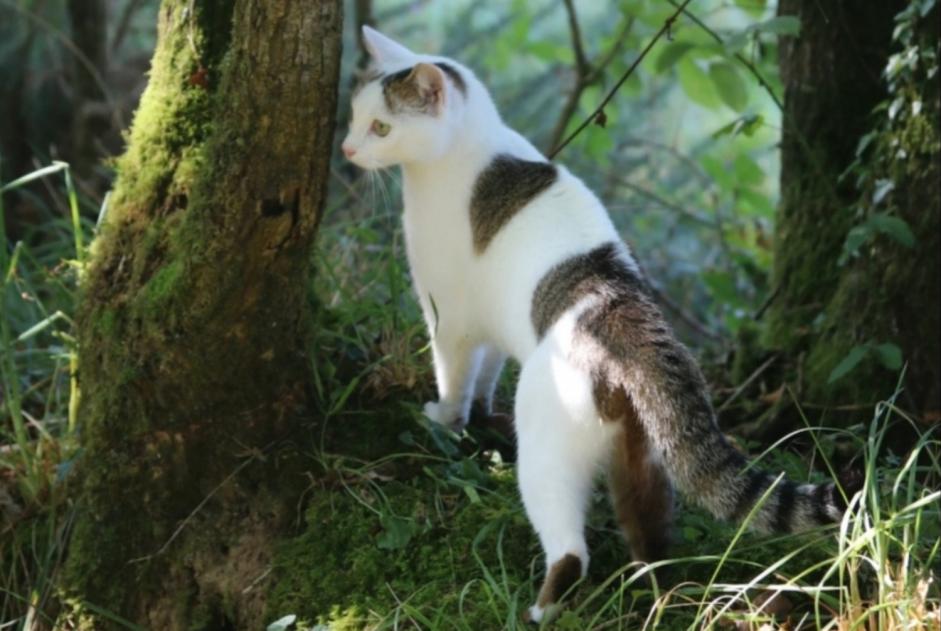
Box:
[66,1,342,627]
[765,0,939,420]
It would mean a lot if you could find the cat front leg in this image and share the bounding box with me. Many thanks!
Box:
[423,333,477,431]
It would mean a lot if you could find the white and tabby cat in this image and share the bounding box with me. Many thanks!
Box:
[342,26,853,622]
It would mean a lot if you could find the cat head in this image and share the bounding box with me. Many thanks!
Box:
[341,26,472,169]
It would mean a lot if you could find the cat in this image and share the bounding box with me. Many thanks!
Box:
[342,25,856,623]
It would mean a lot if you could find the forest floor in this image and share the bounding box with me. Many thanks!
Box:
[2,165,939,630]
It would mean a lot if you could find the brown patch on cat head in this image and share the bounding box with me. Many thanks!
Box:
[536,553,582,609]
[382,63,446,114]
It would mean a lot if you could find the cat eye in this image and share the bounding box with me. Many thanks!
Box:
[371,119,391,137]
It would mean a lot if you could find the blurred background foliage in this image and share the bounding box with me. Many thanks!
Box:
[1,0,789,353]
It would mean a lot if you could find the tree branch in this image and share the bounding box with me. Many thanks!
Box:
[546,10,635,154]
[549,0,694,159]
[666,0,783,110]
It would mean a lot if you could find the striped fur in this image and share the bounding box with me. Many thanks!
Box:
[342,26,857,623]
[532,243,848,534]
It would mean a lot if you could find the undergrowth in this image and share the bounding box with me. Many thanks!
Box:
[2,164,939,629]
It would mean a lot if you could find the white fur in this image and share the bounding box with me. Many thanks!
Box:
[343,28,641,618]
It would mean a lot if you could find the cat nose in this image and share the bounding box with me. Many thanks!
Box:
[342,143,356,158]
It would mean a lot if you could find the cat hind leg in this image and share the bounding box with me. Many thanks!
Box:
[514,348,615,623]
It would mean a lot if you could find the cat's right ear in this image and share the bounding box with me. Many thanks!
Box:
[362,26,414,65]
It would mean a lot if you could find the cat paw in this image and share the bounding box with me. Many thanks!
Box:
[523,602,563,625]
[523,604,545,624]
[423,401,465,431]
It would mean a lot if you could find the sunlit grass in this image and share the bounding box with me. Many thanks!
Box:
[3,162,938,629]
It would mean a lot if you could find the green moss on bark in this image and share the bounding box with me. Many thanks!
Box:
[762,0,938,416]
[265,468,535,627]
[65,0,343,627]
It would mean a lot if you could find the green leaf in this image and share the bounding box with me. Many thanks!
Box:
[828,345,869,384]
[712,114,764,138]
[709,62,748,111]
[655,42,695,73]
[873,343,903,370]
[677,59,721,109]
[734,0,767,18]
[839,224,872,264]
[737,188,776,217]
[700,155,734,190]
[267,615,297,631]
[733,154,765,186]
[377,514,417,550]
[462,484,481,504]
[871,179,895,205]
[527,40,558,62]
[869,213,915,247]
[753,15,801,36]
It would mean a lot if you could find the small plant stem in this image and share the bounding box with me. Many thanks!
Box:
[60,162,85,263]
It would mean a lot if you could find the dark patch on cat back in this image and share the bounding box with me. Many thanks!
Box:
[470,154,557,254]
[530,242,648,339]
[433,62,466,95]
[535,553,582,609]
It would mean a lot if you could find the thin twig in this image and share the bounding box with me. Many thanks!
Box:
[717,354,778,412]
[617,177,714,226]
[547,8,635,153]
[563,0,590,75]
[110,0,146,55]
[649,283,723,341]
[549,0,694,159]
[666,0,783,110]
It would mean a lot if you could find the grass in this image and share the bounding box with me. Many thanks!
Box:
[1,161,90,627]
[2,162,939,629]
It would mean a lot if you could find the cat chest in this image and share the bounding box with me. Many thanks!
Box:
[401,203,475,292]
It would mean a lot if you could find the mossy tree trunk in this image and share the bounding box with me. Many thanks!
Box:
[66,1,342,627]
[766,0,940,421]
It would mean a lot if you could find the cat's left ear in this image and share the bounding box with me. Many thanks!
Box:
[409,63,447,112]
[362,25,414,64]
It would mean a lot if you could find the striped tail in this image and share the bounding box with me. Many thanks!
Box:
[534,241,859,534]
[613,321,855,534]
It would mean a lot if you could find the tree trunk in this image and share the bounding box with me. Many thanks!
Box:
[765,0,939,420]
[65,1,342,627]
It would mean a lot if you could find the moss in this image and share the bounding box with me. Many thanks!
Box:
[264,457,536,628]
[96,308,118,338]
[142,259,184,309]
[106,3,217,221]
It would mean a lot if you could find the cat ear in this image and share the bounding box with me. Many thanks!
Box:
[409,63,446,111]
[362,25,414,64]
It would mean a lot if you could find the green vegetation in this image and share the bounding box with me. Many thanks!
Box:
[2,0,938,628]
